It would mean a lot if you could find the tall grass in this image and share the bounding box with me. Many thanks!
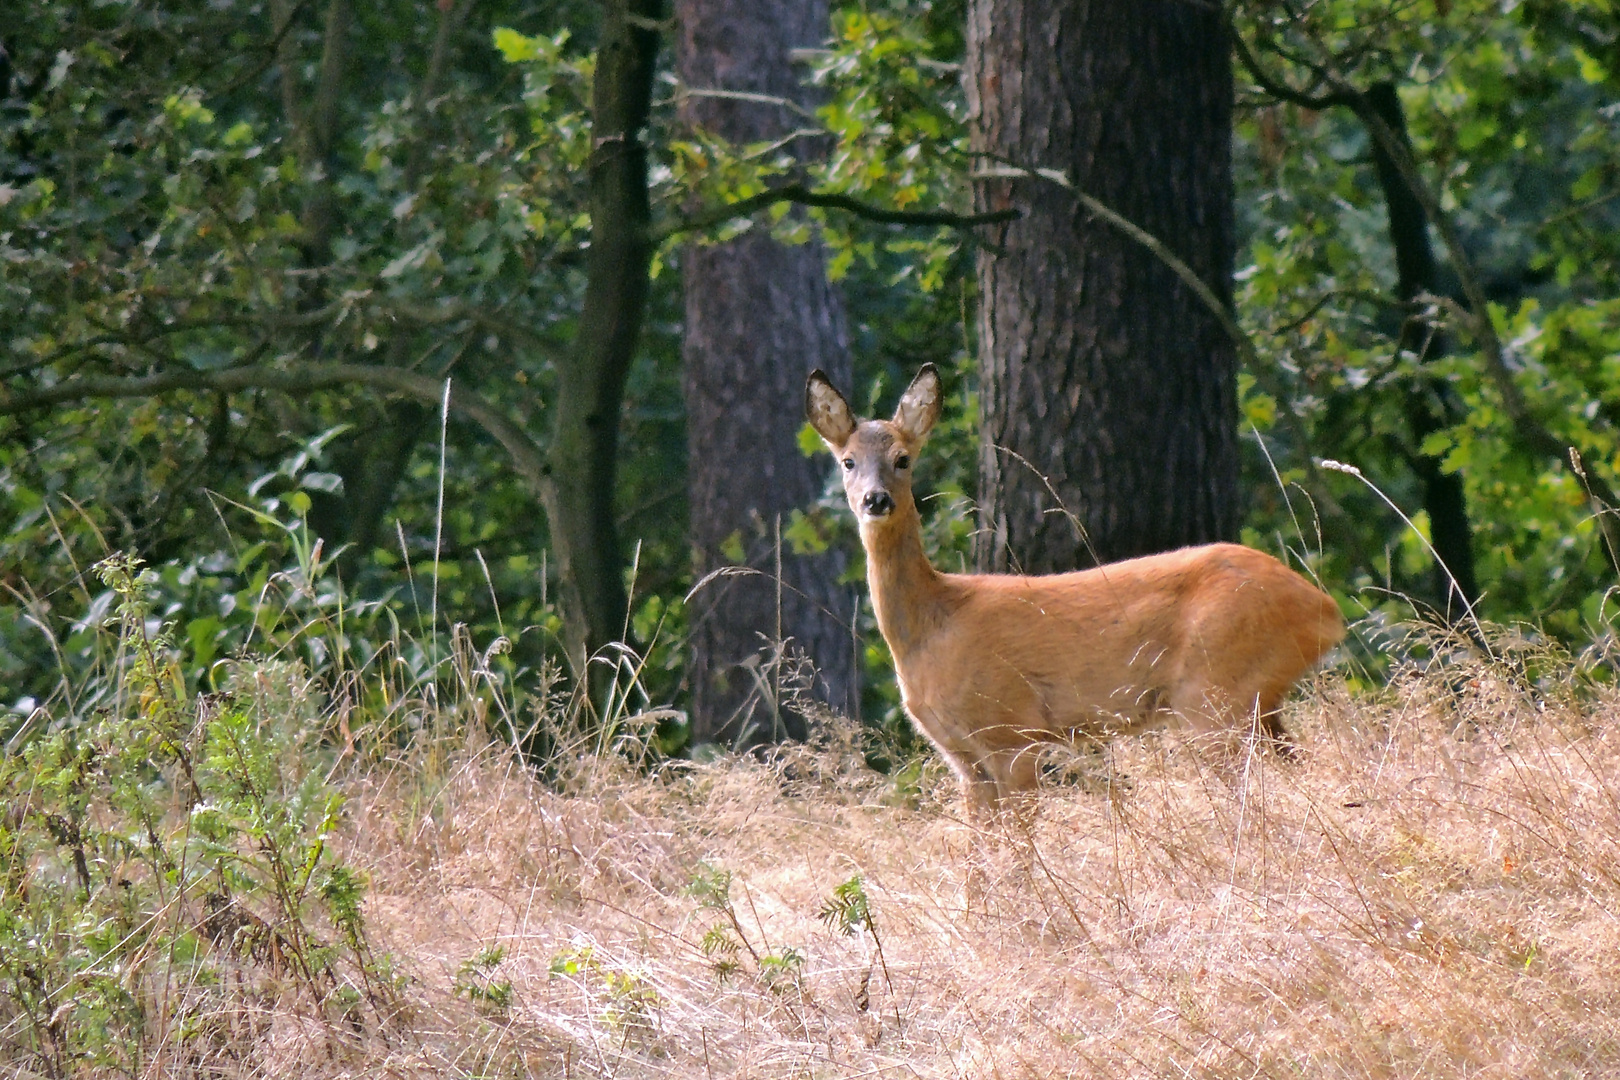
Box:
[7,506,1620,1075]
[331,647,1620,1079]
[0,510,670,1077]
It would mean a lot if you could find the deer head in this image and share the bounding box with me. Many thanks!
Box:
[805,365,942,528]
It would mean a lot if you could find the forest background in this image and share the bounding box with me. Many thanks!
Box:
[8,3,1620,1074]
[5,0,1620,746]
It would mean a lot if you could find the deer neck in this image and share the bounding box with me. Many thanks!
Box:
[861,501,949,659]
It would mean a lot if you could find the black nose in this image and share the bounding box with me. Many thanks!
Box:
[862,490,895,516]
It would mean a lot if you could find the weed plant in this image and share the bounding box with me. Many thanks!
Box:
[0,553,392,1075]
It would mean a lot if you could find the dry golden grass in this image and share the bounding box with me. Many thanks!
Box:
[293,656,1620,1079]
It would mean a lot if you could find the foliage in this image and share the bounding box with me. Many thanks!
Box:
[547,943,663,1041]
[0,554,391,1075]
[1228,0,1620,648]
[7,0,1620,739]
[456,943,514,1011]
[0,0,685,716]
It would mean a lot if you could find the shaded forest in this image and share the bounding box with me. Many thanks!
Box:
[5,0,1620,742]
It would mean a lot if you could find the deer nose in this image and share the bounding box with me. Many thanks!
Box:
[862,490,895,517]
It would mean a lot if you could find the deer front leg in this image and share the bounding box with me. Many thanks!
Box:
[931,742,1000,815]
[985,745,1043,808]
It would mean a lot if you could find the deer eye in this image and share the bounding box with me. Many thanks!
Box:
[895,454,911,471]
[842,458,855,471]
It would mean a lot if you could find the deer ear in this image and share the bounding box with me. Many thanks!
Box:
[805,369,857,448]
[892,364,942,442]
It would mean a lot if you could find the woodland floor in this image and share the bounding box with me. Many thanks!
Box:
[238,658,1620,1080]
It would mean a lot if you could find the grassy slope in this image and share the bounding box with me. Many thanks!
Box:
[323,667,1620,1079]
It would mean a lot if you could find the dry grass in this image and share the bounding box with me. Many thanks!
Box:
[274,658,1620,1079]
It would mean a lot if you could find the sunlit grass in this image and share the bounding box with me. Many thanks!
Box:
[6,519,1620,1076]
[330,647,1620,1079]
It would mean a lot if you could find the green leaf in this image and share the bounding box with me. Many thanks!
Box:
[797,421,827,458]
[492,27,541,63]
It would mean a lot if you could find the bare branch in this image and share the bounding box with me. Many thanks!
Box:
[218,0,316,97]
[1228,21,1348,110]
[675,87,819,122]
[974,162,1253,366]
[659,183,1019,243]
[0,362,553,506]
[970,153,1350,510]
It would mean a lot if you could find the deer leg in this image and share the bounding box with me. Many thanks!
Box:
[1255,686,1297,758]
[986,746,1043,806]
[1166,677,1229,754]
[931,741,1001,815]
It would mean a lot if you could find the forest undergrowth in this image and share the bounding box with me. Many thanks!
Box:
[5,556,1620,1078]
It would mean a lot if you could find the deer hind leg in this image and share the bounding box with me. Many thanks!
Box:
[931,742,1002,815]
[1165,675,1242,758]
[1170,672,1295,762]
[1253,684,1297,758]
[939,744,1038,819]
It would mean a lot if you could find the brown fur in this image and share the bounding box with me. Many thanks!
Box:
[806,365,1345,810]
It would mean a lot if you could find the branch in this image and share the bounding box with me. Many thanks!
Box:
[270,0,308,159]
[1276,13,1620,567]
[402,0,477,188]
[218,0,316,97]
[308,0,352,164]
[0,362,553,503]
[970,153,1354,512]
[1228,22,1349,110]
[658,183,1019,242]
[675,86,819,122]
[11,295,561,377]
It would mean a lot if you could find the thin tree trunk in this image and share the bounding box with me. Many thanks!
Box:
[307,398,432,574]
[1363,81,1479,617]
[304,1,477,575]
[544,0,663,670]
[677,0,856,745]
[967,1,1238,574]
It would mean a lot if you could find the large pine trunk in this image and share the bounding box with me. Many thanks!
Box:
[677,0,856,745]
[967,1,1239,574]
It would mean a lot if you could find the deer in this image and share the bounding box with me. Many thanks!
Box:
[805,363,1344,812]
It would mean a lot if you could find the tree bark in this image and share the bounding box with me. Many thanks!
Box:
[1363,81,1479,617]
[967,2,1239,574]
[677,0,856,745]
[307,397,432,575]
[544,0,663,671]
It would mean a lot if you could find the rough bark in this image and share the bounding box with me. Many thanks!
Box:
[545,0,663,670]
[677,0,856,745]
[1364,81,1479,617]
[967,1,1239,574]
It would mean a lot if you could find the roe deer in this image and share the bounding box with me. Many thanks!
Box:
[806,364,1344,811]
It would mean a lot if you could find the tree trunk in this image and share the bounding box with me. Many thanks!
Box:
[544,0,663,671]
[1362,81,1479,618]
[677,0,857,745]
[967,1,1238,574]
[307,397,431,576]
